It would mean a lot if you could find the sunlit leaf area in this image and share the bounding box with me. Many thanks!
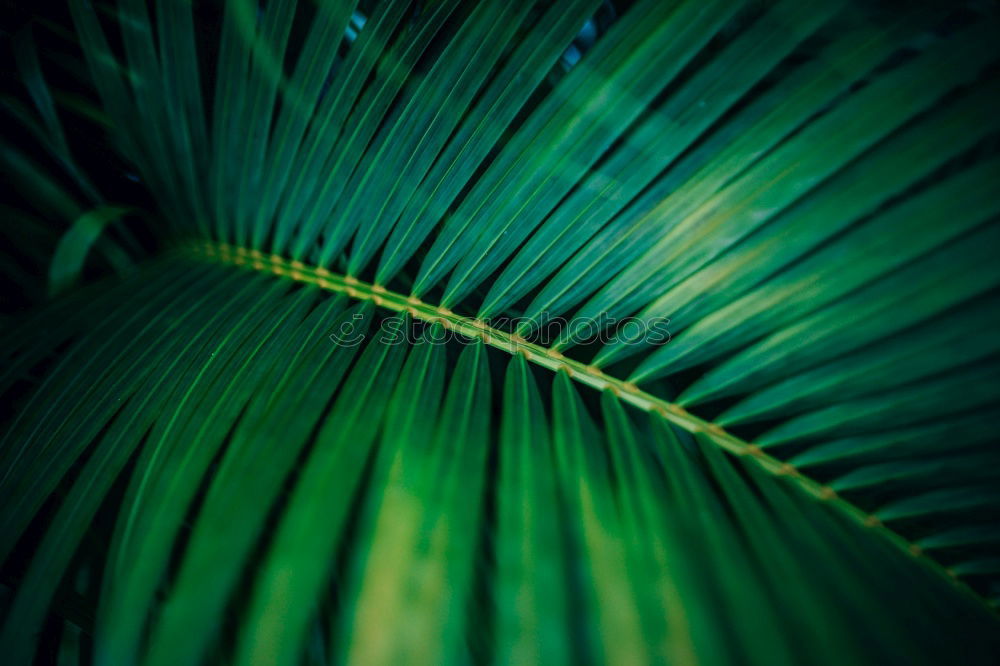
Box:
[2,0,999,664]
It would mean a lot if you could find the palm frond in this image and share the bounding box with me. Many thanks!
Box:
[2,0,999,663]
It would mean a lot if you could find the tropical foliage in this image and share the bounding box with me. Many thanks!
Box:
[1,0,999,664]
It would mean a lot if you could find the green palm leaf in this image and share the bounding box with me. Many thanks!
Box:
[2,0,999,664]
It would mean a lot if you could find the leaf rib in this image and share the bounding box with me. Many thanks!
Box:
[185,238,993,614]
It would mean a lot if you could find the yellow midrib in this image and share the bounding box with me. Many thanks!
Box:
[185,239,991,612]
